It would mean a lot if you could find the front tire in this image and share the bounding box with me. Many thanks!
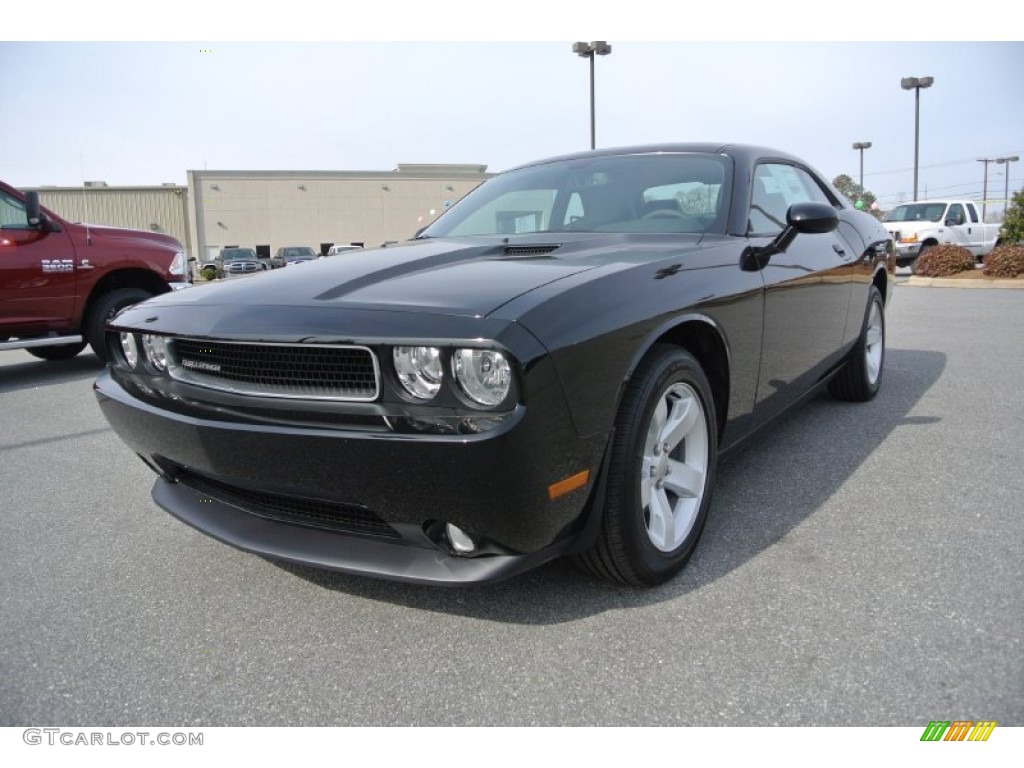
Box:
[828,285,885,402]
[576,345,718,586]
[85,288,153,362]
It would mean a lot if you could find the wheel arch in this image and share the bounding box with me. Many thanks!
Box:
[872,265,889,305]
[620,315,731,441]
[82,269,170,324]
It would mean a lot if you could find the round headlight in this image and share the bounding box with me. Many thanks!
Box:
[142,334,169,372]
[453,348,511,407]
[393,346,443,400]
[119,333,139,369]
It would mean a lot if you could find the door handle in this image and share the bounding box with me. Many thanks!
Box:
[832,244,849,259]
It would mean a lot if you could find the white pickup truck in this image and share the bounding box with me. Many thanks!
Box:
[883,200,1001,267]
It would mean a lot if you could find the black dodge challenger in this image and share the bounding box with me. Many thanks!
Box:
[95,143,894,586]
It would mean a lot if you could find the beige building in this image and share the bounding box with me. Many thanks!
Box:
[187,164,490,263]
[30,163,493,265]
[32,182,192,252]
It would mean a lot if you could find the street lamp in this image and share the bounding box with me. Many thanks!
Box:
[978,158,996,220]
[572,41,612,150]
[996,155,1020,220]
[852,141,872,192]
[901,76,934,201]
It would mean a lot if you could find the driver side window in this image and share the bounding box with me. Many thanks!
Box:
[0,190,30,230]
[748,163,833,236]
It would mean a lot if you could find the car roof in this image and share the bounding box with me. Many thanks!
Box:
[503,143,806,173]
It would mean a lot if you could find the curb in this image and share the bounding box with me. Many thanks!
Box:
[904,276,1024,290]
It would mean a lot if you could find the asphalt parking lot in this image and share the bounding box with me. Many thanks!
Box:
[1,285,1021,727]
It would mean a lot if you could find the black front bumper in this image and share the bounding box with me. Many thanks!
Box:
[94,369,607,585]
[152,478,576,585]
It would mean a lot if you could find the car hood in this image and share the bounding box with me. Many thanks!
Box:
[136,235,707,318]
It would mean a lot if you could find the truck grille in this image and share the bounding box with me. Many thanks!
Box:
[168,338,379,401]
[174,467,399,538]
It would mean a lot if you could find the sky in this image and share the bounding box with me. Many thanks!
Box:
[4,6,1022,217]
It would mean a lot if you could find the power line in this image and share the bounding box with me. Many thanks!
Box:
[863,151,1024,179]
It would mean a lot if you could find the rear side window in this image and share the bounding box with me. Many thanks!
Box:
[966,203,979,223]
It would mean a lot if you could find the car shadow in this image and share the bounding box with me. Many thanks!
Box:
[274,348,946,624]
[0,353,106,395]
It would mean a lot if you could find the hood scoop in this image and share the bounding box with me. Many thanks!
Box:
[502,244,562,258]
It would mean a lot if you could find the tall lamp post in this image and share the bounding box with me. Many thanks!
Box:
[997,155,1020,220]
[978,158,996,220]
[572,41,612,150]
[852,141,872,192]
[901,76,934,201]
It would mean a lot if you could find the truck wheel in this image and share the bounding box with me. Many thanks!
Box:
[85,288,153,362]
[27,342,88,361]
[910,243,930,274]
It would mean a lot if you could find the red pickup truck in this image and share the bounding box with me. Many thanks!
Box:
[1,180,191,362]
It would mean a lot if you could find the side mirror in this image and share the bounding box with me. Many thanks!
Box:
[945,217,962,227]
[25,191,43,227]
[24,191,59,232]
[743,202,838,270]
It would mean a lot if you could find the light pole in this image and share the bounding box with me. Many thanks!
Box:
[901,76,934,201]
[997,155,1020,220]
[572,41,612,150]
[852,141,872,192]
[978,158,996,220]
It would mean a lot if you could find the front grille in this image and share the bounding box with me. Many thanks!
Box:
[168,339,379,401]
[174,467,399,538]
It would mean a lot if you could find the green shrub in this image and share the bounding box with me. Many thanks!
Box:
[983,244,1024,278]
[1000,189,1024,245]
[913,244,976,277]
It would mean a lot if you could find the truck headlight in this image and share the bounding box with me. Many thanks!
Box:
[453,348,511,407]
[393,346,443,400]
[169,251,186,276]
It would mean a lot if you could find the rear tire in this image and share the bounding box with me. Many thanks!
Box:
[829,286,885,402]
[26,342,88,361]
[575,345,718,586]
[85,288,153,362]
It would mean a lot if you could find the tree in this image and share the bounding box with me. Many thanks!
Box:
[832,174,884,221]
[1000,188,1024,244]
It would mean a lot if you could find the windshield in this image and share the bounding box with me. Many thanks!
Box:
[884,203,947,223]
[421,153,730,238]
[221,249,255,261]
[282,248,314,257]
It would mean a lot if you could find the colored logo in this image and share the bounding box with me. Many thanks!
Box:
[920,721,997,742]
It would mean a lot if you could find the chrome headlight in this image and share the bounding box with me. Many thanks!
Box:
[142,334,169,372]
[453,348,511,407]
[119,333,139,369]
[393,346,444,400]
